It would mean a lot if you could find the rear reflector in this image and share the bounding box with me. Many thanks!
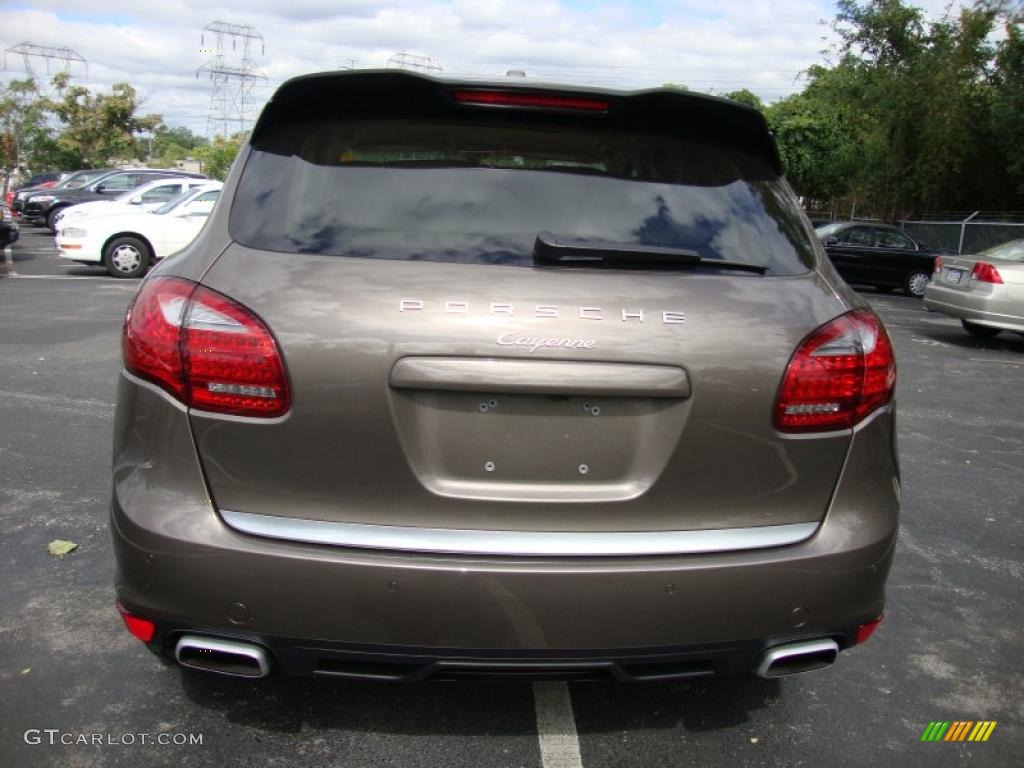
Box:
[854,615,883,645]
[970,261,1003,284]
[774,309,896,433]
[123,277,290,417]
[451,89,611,112]
[117,603,156,643]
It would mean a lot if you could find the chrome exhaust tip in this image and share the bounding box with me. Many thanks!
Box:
[756,638,839,678]
[175,635,271,678]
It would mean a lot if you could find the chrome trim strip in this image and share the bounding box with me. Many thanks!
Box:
[390,357,690,398]
[219,509,819,556]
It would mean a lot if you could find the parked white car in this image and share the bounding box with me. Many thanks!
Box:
[56,182,223,278]
[54,177,211,229]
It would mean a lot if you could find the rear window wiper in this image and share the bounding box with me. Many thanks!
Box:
[532,231,768,274]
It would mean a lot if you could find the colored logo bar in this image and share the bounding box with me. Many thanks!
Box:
[921,721,997,742]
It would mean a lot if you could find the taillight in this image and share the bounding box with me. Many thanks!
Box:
[117,602,155,643]
[933,256,943,274]
[774,309,895,433]
[123,277,290,417]
[854,615,883,645]
[970,261,1003,284]
[451,89,611,112]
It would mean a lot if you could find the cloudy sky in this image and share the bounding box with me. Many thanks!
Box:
[1,0,972,136]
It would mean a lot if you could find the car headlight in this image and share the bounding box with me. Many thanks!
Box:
[61,227,87,238]
[33,195,56,204]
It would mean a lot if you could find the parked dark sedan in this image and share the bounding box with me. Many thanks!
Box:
[815,221,943,297]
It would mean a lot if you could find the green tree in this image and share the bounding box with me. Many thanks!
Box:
[823,0,1009,217]
[0,79,66,188]
[195,133,246,180]
[45,72,162,168]
[992,19,1024,191]
[721,89,765,111]
[766,76,854,206]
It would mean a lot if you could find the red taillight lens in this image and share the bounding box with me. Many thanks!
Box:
[117,603,155,643]
[451,89,611,112]
[854,615,883,645]
[123,277,290,417]
[774,309,895,433]
[970,261,1003,284]
[933,256,943,273]
[123,277,193,398]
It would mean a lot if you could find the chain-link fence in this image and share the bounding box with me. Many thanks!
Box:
[810,210,1024,254]
[899,213,1024,254]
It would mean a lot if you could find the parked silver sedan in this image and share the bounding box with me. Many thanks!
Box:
[924,239,1024,338]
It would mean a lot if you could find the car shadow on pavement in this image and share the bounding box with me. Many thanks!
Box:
[180,671,540,735]
[180,669,779,736]
[913,325,1024,353]
[569,677,781,735]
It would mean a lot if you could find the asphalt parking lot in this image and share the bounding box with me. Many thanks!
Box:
[1,226,1022,768]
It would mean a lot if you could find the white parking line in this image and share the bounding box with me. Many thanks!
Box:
[8,274,131,283]
[533,681,583,768]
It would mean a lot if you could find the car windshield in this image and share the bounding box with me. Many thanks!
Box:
[977,239,1024,262]
[231,117,816,275]
[62,170,109,189]
[814,222,846,237]
[152,188,201,215]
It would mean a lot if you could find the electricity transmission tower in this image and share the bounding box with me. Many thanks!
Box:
[196,20,267,138]
[3,42,88,80]
[387,53,443,73]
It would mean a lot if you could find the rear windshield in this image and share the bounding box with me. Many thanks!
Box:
[231,118,815,275]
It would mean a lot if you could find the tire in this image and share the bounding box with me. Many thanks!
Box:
[903,270,931,298]
[103,236,151,279]
[961,320,1001,339]
[46,206,66,234]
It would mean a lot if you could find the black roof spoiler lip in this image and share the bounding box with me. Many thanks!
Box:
[251,69,780,174]
[271,68,764,114]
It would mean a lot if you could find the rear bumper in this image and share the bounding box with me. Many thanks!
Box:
[111,378,899,673]
[924,286,1024,331]
[141,626,866,682]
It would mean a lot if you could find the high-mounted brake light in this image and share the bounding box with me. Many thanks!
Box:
[970,261,1003,284]
[774,309,895,433]
[123,277,290,417]
[451,89,611,112]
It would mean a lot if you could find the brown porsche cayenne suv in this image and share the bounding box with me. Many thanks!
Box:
[111,71,898,682]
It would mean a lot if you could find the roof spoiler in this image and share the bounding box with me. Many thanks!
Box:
[251,70,782,175]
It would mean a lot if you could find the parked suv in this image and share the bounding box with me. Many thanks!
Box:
[21,169,206,232]
[113,71,899,682]
[11,169,112,216]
